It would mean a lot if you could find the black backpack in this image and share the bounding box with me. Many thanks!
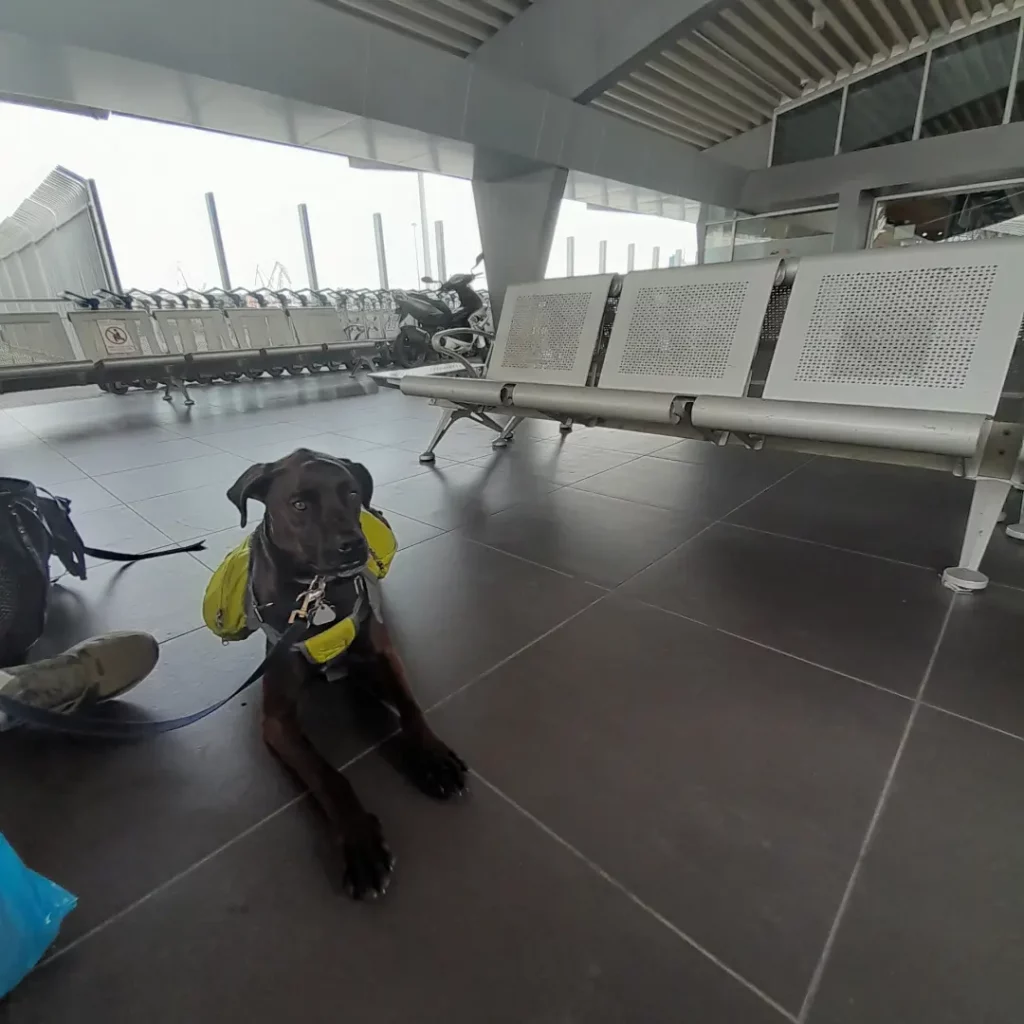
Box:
[0,478,203,667]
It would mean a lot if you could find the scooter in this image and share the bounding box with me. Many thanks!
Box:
[389,254,487,367]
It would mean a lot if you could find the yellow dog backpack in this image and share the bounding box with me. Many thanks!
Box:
[202,508,398,661]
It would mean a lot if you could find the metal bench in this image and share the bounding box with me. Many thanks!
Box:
[401,242,1024,593]
[286,307,377,371]
[402,273,617,461]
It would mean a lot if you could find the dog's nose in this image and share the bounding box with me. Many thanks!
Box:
[337,538,363,557]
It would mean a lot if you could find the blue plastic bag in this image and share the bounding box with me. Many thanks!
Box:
[0,834,76,998]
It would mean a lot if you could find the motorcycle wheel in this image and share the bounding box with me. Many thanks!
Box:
[140,380,159,391]
[267,367,285,377]
[392,327,429,368]
[108,382,130,395]
[220,371,242,383]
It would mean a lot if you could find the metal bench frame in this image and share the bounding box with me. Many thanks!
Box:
[401,243,1024,593]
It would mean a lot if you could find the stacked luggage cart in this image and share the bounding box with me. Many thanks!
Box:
[0,286,405,405]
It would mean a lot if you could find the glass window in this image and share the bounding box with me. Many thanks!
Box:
[704,221,734,263]
[840,56,926,152]
[871,182,1024,247]
[1006,23,1024,122]
[921,21,1019,138]
[772,93,842,165]
[732,209,837,262]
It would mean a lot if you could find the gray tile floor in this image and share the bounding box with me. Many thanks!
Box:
[2,374,1024,1023]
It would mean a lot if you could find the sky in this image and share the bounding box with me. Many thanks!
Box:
[0,101,697,295]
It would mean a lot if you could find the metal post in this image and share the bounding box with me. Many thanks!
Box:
[674,248,683,266]
[373,212,389,289]
[652,246,660,269]
[412,222,421,282]
[566,236,575,276]
[668,253,677,267]
[87,178,122,294]
[598,240,608,273]
[416,172,432,279]
[627,243,635,271]
[695,204,708,265]
[297,203,319,291]
[205,191,231,290]
[434,220,447,282]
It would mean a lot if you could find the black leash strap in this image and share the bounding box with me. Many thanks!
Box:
[0,620,308,740]
[83,541,207,562]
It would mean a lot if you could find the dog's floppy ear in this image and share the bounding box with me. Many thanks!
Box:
[342,459,374,509]
[227,463,273,527]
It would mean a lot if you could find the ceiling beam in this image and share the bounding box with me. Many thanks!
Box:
[473,0,732,102]
[742,119,1024,210]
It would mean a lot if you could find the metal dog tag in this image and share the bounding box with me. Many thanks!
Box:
[311,603,337,626]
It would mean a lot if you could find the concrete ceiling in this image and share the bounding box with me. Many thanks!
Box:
[593,0,1010,147]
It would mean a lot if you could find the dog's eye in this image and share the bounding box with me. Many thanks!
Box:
[291,500,307,512]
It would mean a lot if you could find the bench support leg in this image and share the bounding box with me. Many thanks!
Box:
[1003,486,1024,540]
[161,378,194,407]
[492,415,523,449]
[419,409,455,464]
[943,477,1012,593]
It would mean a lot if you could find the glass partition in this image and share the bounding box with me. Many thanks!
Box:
[702,208,837,263]
[871,181,1024,247]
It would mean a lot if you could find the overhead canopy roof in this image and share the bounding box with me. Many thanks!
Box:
[595,0,1002,148]
[319,0,533,55]
[327,0,1007,150]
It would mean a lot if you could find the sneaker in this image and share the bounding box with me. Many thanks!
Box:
[0,631,159,715]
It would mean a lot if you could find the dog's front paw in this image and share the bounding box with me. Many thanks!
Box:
[403,728,469,800]
[341,814,394,901]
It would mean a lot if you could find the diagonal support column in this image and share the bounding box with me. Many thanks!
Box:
[472,150,567,324]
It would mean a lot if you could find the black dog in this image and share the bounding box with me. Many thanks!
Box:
[227,448,467,899]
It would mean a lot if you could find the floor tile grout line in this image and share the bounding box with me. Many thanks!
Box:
[34,734,398,972]
[607,460,814,594]
[34,597,607,966]
[919,699,1024,747]
[36,791,303,969]
[624,595,916,704]
[471,771,799,1024]
[722,521,941,576]
[424,593,610,717]
[458,535,598,583]
[721,497,1024,598]
[796,595,956,1023]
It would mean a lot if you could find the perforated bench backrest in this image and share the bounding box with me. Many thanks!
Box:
[152,309,236,355]
[224,308,296,350]
[486,275,615,386]
[287,307,348,347]
[69,310,166,360]
[0,313,81,365]
[763,241,1024,415]
[598,260,781,396]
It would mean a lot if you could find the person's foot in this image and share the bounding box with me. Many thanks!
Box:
[0,632,159,714]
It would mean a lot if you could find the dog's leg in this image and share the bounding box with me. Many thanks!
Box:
[262,650,394,899]
[365,618,468,799]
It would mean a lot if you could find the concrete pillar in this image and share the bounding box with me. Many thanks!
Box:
[472,149,567,323]
[832,187,876,252]
[694,204,708,265]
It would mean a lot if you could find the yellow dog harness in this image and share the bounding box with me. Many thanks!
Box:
[202,508,398,665]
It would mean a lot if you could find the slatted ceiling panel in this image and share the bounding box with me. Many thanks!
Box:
[318,0,532,56]
[598,0,1003,149]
